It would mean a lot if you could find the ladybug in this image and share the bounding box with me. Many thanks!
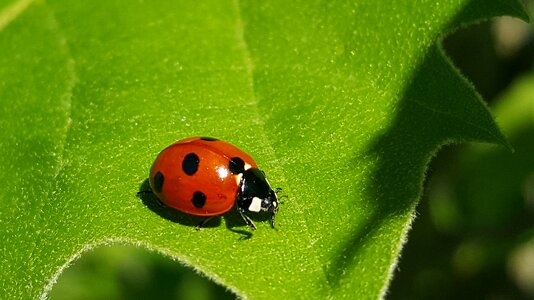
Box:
[147,136,280,230]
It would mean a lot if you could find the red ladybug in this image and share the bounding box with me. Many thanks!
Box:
[148,137,280,230]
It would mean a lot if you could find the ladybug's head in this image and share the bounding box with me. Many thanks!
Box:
[239,168,280,228]
[262,188,280,227]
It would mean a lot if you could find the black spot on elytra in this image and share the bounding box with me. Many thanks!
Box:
[153,171,164,193]
[200,137,218,141]
[192,191,206,208]
[229,157,245,174]
[182,153,199,175]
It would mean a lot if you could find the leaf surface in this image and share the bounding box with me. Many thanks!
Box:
[0,0,528,299]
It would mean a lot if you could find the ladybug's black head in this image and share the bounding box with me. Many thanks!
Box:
[237,168,279,228]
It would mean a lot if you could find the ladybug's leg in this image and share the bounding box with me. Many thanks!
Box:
[195,217,214,231]
[136,190,153,196]
[237,207,257,231]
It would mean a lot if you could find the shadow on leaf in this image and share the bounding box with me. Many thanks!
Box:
[323,40,506,289]
[137,178,273,239]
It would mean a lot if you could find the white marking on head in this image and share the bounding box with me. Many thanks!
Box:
[249,197,262,212]
[272,201,277,207]
[244,163,252,170]
[235,173,243,185]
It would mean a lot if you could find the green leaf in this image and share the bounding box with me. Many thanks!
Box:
[0,0,528,299]
[454,72,534,230]
[389,71,534,299]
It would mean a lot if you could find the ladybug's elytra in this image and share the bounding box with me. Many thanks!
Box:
[147,137,280,230]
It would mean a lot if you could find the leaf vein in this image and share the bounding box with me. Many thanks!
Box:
[233,0,329,296]
[0,0,34,31]
[34,3,78,298]
[43,0,77,179]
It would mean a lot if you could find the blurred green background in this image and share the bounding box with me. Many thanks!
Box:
[50,2,534,300]
[389,5,534,299]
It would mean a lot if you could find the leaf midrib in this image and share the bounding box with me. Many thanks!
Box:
[233,0,329,296]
